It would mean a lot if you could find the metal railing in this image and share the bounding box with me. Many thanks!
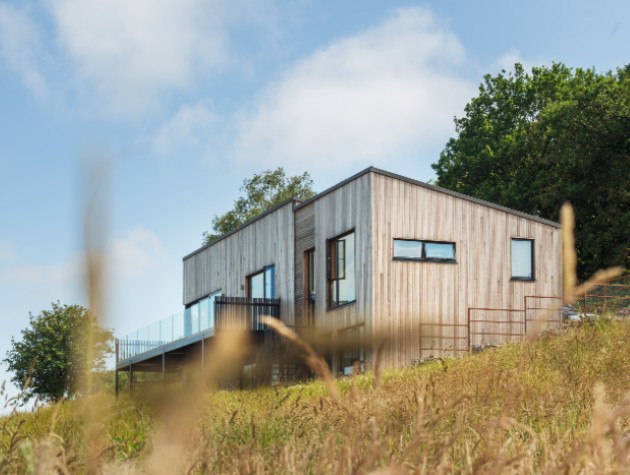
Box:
[117,297,281,363]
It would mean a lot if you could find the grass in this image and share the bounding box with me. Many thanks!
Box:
[2,317,630,474]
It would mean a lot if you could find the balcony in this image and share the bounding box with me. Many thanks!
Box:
[115,297,280,368]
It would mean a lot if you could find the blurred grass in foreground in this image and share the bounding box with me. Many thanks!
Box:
[2,316,630,474]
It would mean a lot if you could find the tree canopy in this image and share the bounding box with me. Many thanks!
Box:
[202,168,316,245]
[432,63,630,279]
[4,302,113,401]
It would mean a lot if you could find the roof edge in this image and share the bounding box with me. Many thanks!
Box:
[369,167,561,228]
[183,197,301,261]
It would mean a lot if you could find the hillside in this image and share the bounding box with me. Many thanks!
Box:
[2,318,630,474]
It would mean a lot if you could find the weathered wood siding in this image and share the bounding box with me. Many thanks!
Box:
[183,202,296,325]
[370,172,562,368]
[296,173,373,373]
[294,204,315,328]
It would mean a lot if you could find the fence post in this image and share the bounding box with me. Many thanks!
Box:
[467,308,471,353]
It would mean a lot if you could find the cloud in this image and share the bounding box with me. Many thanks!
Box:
[0,0,279,117]
[494,49,547,74]
[108,226,164,278]
[152,100,220,156]
[46,0,231,116]
[0,3,48,97]
[233,7,476,171]
[0,227,163,287]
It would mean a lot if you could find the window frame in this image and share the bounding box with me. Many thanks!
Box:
[247,265,276,299]
[327,230,356,309]
[392,238,457,263]
[510,238,535,281]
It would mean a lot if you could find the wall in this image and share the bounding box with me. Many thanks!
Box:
[370,172,562,368]
[182,201,296,325]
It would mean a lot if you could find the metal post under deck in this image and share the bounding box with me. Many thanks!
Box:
[201,338,205,387]
[162,352,166,387]
[130,364,134,394]
[115,340,119,398]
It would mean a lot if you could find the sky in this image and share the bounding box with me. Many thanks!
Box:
[0,0,628,396]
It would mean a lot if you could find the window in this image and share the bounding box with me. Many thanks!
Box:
[248,265,275,298]
[305,249,315,301]
[328,231,356,308]
[184,289,222,336]
[393,239,456,262]
[341,325,364,376]
[511,239,534,280]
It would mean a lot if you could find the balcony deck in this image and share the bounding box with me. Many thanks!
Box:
[114,297,281,393]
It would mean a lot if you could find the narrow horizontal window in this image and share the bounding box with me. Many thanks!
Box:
[393,239,456,262]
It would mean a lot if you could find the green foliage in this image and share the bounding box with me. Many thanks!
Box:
[3,302,113,402]
[433,63,630,279]
[202,168,316,245]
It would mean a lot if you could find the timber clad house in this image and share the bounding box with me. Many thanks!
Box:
[115,167,562,390]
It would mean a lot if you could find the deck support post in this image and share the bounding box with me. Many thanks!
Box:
[162,352,166,387]
[201,338,205,387]
[130,364,134,394]
[115,340,119,398]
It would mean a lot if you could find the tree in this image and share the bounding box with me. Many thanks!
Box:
[432,63,630,279]
[4,302,113,401]
[202,167,316,245]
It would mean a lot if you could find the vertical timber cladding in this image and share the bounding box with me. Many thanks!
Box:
[182,201,296,326]
[310,172,373,372]
[294,204,315,328]
[370,172,561,367]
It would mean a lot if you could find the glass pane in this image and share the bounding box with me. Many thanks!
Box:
[394,239,422,258]
[264,266,275,298]
[250,271,264,298]
[512,239,533,278]
[337,233,355,304]
[425,242,455,259]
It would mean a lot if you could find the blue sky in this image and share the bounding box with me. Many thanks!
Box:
[0,0,628,395]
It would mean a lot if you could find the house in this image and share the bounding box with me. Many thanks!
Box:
[115,167,562,390]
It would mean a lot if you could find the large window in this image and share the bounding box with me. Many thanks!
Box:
[393,239,456,262]
[248,265,275,298]
[184,289,222,336]
[328,231,356,308]
[511,238,535,280]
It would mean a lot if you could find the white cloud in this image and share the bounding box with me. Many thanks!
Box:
[494,49,546,74]
[233,7,476,171]
[0,227,163,287]
[0,3,48,97]
[0,0,279,117]
[152,100,220,156]
[107,226,164,278]
[46,0,233,116]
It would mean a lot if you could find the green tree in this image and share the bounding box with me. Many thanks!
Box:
[4,302,113,401]
[433,63,630,279]
[202,167,316,245]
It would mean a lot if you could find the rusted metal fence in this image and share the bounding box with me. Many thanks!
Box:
[418,295,563,357]
[575,283,630,316]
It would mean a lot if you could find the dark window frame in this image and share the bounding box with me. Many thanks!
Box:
[247,264,276,299]
[510,238,535,281]
[392,238,457,263]
[327,230,356,309]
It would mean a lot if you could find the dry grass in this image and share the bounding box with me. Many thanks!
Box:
[2,317,630,474]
